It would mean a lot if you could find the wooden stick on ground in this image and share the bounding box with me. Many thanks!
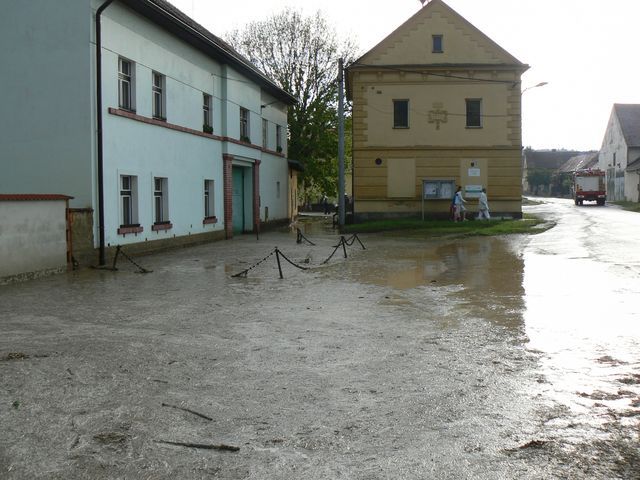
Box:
[161,402,213,421]
[154,439,240,452]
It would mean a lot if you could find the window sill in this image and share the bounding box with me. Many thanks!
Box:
[153,116,167,122]
[203,216,218,225]
[465,126,483,129]
[118,107,136,114]
[152,222,173,232]
[118,225,143,235]
[393,126,410,129]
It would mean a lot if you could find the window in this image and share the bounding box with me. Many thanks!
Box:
[276,181,281,199]
[153,177,169,224]
[204,179,215,218]
[423,179,455,199]
[118,58,134,110]
[240,107,250,142]
[276,125,283,152]
[152,72,165,119]
[262,119,268,149]
[432,35,443,53]
[466,99,482,128]
[393,100,409,128]
[120,175,138,226]
[203,93,212,133]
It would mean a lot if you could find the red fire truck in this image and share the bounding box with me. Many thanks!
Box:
[574,169,606,206]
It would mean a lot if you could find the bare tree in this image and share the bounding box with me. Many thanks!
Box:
[226,9,357,200]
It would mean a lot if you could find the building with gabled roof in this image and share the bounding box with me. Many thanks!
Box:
[346,0,528,219]
[1,0,297,267]
[598,104,640,202]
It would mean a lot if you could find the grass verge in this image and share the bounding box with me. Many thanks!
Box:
[344,214,552,238]
[612,201,640,213]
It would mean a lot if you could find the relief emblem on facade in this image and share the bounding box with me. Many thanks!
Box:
[428,102,448,130]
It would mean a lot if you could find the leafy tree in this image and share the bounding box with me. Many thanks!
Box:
[527,168,552,195]
[225,10,357,200]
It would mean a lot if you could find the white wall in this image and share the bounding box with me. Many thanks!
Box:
[101,5,228,246]
[0,201,68,282]
[0,0,93,208]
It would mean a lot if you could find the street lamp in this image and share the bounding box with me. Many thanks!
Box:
[522,81,548,94]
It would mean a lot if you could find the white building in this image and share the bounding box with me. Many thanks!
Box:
[1,0,296,266]
[598,104,640,202]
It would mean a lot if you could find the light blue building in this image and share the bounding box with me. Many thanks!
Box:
[1,0,296,265]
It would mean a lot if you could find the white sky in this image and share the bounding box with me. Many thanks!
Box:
[167,0,640,151]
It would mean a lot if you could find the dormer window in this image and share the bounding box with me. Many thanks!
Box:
[432,35,443,53]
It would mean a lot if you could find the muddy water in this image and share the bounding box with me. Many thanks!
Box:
[2,211,638,479]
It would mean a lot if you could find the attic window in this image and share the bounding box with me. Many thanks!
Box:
[432,35,443,53]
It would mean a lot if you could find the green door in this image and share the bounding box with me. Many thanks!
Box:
[232,168,244,233]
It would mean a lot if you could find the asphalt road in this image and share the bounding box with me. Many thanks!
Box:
[1,201,639,479]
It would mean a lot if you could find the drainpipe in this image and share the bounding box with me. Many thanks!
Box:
[95,0,116,266]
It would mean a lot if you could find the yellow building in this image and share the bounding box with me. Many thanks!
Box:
[346,0,528,219]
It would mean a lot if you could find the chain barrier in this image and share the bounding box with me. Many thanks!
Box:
[231,233,367,278]
[296,228,316,246]
[112,245,153,273]
[344,233,366,250]
[231,250,276,278]
[276,248,310,271]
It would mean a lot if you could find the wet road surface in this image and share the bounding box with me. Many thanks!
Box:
[1,200,639,479]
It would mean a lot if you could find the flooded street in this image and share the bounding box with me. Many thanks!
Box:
[1,200,640,478]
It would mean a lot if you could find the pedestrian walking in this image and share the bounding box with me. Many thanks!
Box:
[477,188,490,220]
[452,186,467,222]
[322,195,330,214]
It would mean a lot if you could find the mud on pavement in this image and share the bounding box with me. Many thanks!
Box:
[1,218,639,479]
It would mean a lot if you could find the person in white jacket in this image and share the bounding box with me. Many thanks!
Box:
[452,186,467,222]
[477,188,490,220]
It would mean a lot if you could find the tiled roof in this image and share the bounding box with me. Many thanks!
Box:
[558,152,599,173]
[523,150,584,170]
[121,0,296,105]
[614,104,640,147]
[627,156,640,172]
[0,194,73,201]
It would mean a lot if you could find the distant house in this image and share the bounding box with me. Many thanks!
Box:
[598,104,640,202]
[1,0,296,267]
[522,149,586,196]
[346,0,529,220]
[555,152,599,197]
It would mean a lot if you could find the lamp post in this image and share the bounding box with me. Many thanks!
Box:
[522,81,548,94]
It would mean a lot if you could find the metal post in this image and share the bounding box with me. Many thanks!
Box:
[275,248,284,279]
[341,236,347,259]
[338,58,345,231]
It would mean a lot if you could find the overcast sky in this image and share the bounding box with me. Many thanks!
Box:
[167,0,640,151]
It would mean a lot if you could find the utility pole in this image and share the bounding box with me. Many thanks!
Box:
[338,58,345,231]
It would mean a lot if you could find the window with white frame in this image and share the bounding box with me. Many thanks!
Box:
[152,72,165,119]
[262,119,268,149]
[153,177,169,223]
[276,125,282,152]
[118,58,134,111]
[240,107,250,141]
[203,93,212,132]
[120,175,138,226]
[204,179,215,218]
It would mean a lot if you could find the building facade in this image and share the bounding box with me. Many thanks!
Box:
[346,0,528,219]
[1,0,295,266]
[598,104,640,202]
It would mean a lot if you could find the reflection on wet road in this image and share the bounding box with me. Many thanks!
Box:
[523,199,640,426]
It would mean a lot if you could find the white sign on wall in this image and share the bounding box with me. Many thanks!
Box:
[465,185,483,198]
[468,167,481,177]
